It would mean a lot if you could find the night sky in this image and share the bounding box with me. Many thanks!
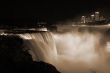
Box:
[0,0,110,26]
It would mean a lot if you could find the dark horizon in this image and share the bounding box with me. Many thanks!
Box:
[0,0,110,25]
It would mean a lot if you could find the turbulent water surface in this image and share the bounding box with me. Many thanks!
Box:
[19,26,110,73]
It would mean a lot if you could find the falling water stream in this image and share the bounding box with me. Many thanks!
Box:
[19,26,110,73]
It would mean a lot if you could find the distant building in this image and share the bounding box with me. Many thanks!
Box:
[80,11,107,24]
[81,16,86,23]
[95,12,100,21]
[91,14,95,22]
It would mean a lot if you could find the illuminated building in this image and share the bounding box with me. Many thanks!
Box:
[81,16,86,23]
[91,14,95,22]
[80,11,107,24]
[95,12,100,21]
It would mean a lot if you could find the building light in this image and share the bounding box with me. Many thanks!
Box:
[95,12,99,14]
[0,32,8,35]
[95,12,100,21]
[91,14,95,17]
[81,16,86,23]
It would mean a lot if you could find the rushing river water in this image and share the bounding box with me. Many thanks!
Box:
[19,26,110,73]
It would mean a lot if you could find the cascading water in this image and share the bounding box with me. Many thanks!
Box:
[20,32,58,64]
[19,27,110,73]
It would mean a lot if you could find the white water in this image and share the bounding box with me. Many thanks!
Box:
[19,29,110,73]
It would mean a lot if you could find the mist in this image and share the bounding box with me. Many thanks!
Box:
[19,27,110,73]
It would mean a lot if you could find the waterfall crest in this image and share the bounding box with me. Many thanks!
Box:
[19,32,58,64]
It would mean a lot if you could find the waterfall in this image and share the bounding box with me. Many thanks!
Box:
[19,32,58,64]
[19,28,110,73]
